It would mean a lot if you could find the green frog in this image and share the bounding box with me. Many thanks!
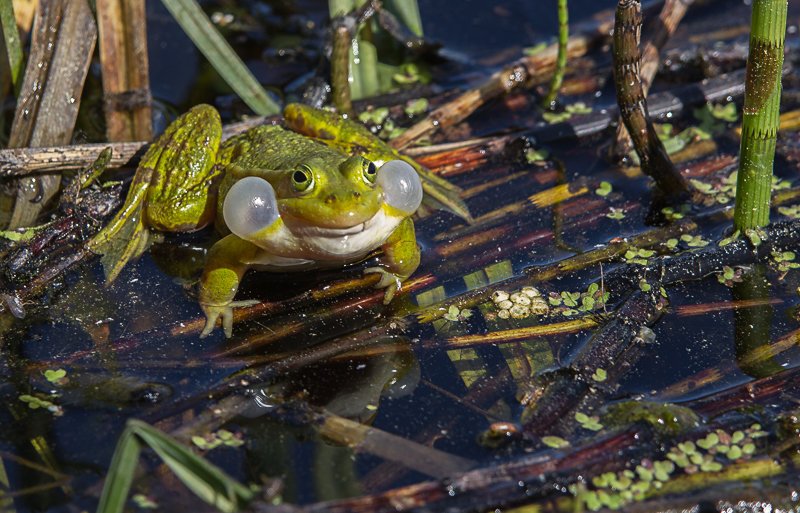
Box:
[88,104,468,337]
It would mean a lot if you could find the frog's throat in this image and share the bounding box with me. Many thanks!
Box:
[245,205,404,262]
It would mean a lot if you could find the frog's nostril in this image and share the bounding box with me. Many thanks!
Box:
[325,194,336,204]
[353,192,361,200]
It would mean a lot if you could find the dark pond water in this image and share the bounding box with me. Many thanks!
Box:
[3,0,800,511]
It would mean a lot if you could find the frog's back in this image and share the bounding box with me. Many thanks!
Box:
[224,125,346,173]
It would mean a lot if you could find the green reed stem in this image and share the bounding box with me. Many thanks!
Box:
[542,0,568,108]
[733,0,787,231]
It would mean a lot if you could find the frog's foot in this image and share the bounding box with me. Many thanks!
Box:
[200,299,260,338]
[364,267,403,304]
[87,198,151,284]
[86,165,154,284]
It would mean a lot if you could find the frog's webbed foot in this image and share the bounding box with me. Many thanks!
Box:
[200,299,260,338]
[86,171,153,284]
[89,104,223,285]
[364,267,403,304]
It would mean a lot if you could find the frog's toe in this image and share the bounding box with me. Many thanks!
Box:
[200,304,231,338]
[364,267,402,304]
[200,300,261,338]
[381,283,399,304]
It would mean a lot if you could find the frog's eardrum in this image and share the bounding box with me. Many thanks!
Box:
[377,160,423,215]
[223,176,280,238]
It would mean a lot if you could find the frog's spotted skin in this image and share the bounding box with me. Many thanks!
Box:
[89,104,424,338]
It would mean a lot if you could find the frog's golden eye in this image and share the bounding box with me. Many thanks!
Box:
[362,159,377,185]
[292,165,314,192]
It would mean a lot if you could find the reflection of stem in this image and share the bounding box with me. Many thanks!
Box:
[731,264,781,378]
[551,158,582,254]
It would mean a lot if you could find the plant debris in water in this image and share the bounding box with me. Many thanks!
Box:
[1,1,800,512]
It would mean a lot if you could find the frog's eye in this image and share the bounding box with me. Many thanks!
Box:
[362,159,378,185]
[291,165,315,192]
[377,160,423,214]
[223,176,280,239]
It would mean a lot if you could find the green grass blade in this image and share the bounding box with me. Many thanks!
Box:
[383,0,424,37]
[350,37,380,100]
[328,0,359,17]
[0,1,23,96]
[96,426,143,513]
[160,0,279,116]
[128,420,253,512]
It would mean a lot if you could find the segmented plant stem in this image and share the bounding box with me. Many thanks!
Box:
[733,0,787,230]
[612,0,688,196]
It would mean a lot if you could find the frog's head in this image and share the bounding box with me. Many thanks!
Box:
[223,158,422,242]
[276,155,382,229]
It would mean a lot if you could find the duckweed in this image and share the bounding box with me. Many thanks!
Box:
[44,368,67,384]
[191,429,245,450]
[541,435,570,448]
[595,181,612,196]
[575,412,603,431]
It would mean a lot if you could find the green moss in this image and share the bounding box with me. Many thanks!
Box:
[602,401,700,438]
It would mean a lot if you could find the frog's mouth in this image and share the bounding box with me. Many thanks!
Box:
[286,208,390,239]
[294,223,367,239]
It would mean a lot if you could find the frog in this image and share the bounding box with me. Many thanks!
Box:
[88,103,469,337]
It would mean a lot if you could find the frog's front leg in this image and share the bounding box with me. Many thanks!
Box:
[197,234,263,338]
[365,217,420,304]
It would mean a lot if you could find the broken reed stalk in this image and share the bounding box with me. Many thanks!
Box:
[541,0,569,108]
[659,322,798,399]
[331,19,354,115]
[733,0,787,231]
[96,0,153,142]
[415,219,697,323]
[612,0,688,196]
[2,0,97,230]
[611,0,692,156]
[164,393,473,480]
[521,290,659,439]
